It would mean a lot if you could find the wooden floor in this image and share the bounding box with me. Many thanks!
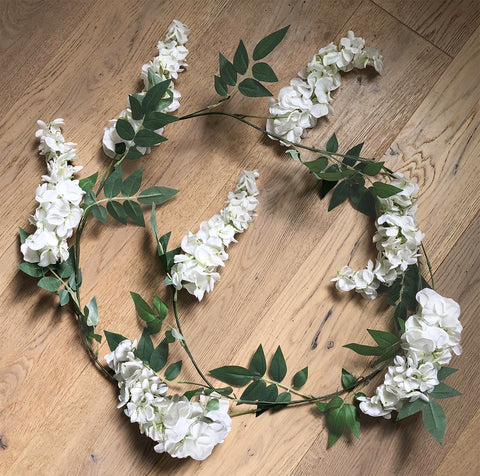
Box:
[1,0,479,474]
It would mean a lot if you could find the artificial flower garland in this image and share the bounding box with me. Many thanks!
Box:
[18,21,463,462]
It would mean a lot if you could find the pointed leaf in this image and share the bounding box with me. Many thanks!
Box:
[17,262,44,278]
[153,295,168,320]
[130,292,156,322]
[304,156,328,175]
[367,329,399,347]
[252,62,278,82]
[121,168,143,197]
[328,180,350,211]
[343,343,383,356]
[292,367,308,389]
[165,361,182,380]
[104,330,128,351]
[219,53,237,86]
[106,201,127,225]
[86,296,98,326]
[115,118,135,141]
[150,339,169,371]
[344,404,360,439]
[423,400,446,444]
[123,200,145,226]
[249,344,267,378]
[233,40,249,74]
[364,161,384,176]
[91,204,107,224]
[326,133,338,153]
[396,398,428,420]
[327,406,346,447]
[79,172,98,192]
[143,111,178,130]
[341,369,356,389]
[137,186,179,205]
[429,382,462,399]
[214,75,228,96]
[19,227,29,244]
[240,380,267,403]
[252,25,290,60]
[372,182,403,198]
[437,367,458,381]
[126,147,144,160]
[343,142,364,166]
[142,79,171,113]
[104,166,122,199]
[135,328,154,364]
[58,289,70,306]
[209,366,253,386]
[269,346,287,382]
[129,94,143,120]
[238,78,272,97]
[134,129,167,147]
[38,276,61,292]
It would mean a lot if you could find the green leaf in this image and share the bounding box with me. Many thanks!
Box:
[165,330,175,343]
[121,168,143,197]
[58,289,70,306]
[126,147,144,160]
[327,406,346,447]
[152,295,168,320]
[115,118,135,141]
[209,366,253,386]
[129,94,143,120]
[273,391,291,411]
[104,330,128,351]
[343,343,383,356]
[219,53,237,86]
[367,329,399,347]
[343,142,364,166]
[238,78,272,97]
[364,161,384,176]
[137,186,179,205]
[394,301,407,332]
[104,166,122,199]
[19,227,29,244]
[130,292,156,322]
[142,79,171,113]
[205,398,219,412]
[396,398,428,420]
[437,367,458,381]
[372,182,403,198]
[240,380,267,403]
[292,367,308,389]
[388,276,403,306]
[214,75,228,96]
[269,346,287,382]
[134,129,167,147]
[38,276,61,292]
[83,189,96,207]
[150,339,169,371]
[326,133,338,153]
[91,204,107,224]
[233,40,249,74]
[79,172,98,192]
[341,369,356,389]
[85,296,98,326]
[252,25,290,60]
[319,165,339,198]
[423,400,446,444]
[114,142,126,155]
[328,180,350,211]
[286,149,299,160]
[316,402,328,412]
[135,328,154,364]
[146,317,163,334]
[123,200,145,227]
[106,201,127,225]
[68,272,77,291]
[343,404,360,439]
[263,384,278,402]
[147,67,162,88]
[252,62,278,82]
[165,361,182,380]
[249,344,267,378]
[350,184,377,219]
[304,157,328,175]
[429,382,462,399]
[316,169,355,181]
[17,262,44,278]
[327,396,344,410]
[143,111,178,130]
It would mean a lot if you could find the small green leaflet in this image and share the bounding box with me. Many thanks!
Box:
[269,346,287,382]
[115,118,135,141]
[272,391,292,411]
[165,361,182,380]
[326,133,338,153]
[58,289,70,306]
[143,111,178,130]
[209,365,253,386]
[135,328,154,364]
[341,369,356,389]
[249,344,267,378]
[214,75,228,96]
[106,201,127,225]
[423,400,446,444]
[104,166,122,199]
[372,182,403,198]
[121,168,143,197]
[367,329,399,347]
[153,295,168,320]
[238,78,272,97]
[252,62,278,82]
[85,296,99,326]
[219,53,237,86]
[79,172,98,192]
[252,25,290,60]
[142,79,171,113]
[328,180,350,211]
[437,367,458,380]
[292,367,308,389]
[38,276,61,292]
[364,161,384,176]
[17,262,45,278]
[123,200,145,226]
[240,380,267,403]
[150,339,169,372]
[428,382,462,399]
[343,142,364,166]
[91,204,107,224]
[304,157,328,175]
[19,227,29,244]
[316,170,355,181]
[129,94,143,120]
[343,343,383,356]
[104,330,128,351]
[233,40,249,74]
[134,129,167,147]
[130,292,156,321]
[137,186,179,205]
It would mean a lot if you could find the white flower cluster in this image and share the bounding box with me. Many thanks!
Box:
[332,173,424,299]
[103,20,190,158]
[357,288,462,419]
[171,170,259,301]
[21,119,85,267]
[266,31,383,146]
[105,339,231,461]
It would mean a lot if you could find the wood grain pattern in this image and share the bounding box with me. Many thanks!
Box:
[1,0,479,474]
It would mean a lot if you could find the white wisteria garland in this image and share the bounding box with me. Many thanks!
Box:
[18,21,463,463]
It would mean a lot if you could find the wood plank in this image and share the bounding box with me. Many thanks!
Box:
[374,0,480,57]
[1,0,476,474]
